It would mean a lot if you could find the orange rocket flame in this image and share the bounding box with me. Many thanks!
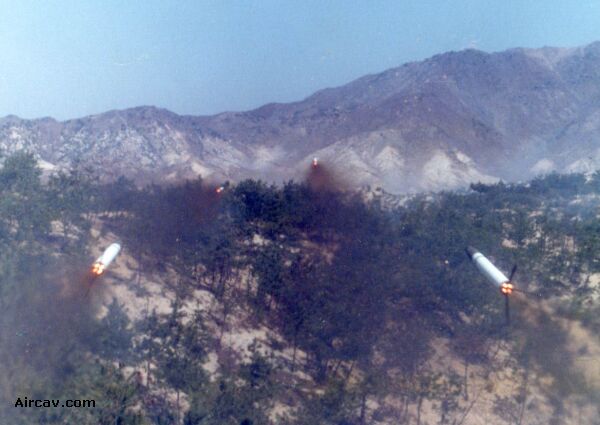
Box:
[91,262,105,276]
[501,282,514,295]
[312,157,319,168]
[215,186,225,194]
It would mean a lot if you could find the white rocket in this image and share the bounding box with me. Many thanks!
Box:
[466,246,516,322]
[465,247,514,295]
[91,242,122,276]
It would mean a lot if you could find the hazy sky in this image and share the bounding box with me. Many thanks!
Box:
[1,0,599,120]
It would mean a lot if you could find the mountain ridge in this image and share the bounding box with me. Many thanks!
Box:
[3,41,600,192]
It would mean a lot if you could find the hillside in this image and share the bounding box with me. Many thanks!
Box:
[2,42,600,192]
[0,152,599,424]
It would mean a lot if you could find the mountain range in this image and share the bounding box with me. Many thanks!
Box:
[3,41,600,192]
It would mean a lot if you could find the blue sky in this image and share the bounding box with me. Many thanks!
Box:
[1,0,599,120]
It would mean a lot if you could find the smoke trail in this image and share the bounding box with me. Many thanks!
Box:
[0,256,110,423]
[509,292,600,417]
[304,159,345,192]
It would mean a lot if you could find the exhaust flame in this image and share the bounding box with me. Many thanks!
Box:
[500,282,513,295]
[91,262,105,276]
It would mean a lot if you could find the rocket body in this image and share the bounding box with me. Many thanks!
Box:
[91,243,122,275]
[466,246,509,288]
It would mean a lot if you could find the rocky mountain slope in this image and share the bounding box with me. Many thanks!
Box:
[3,42,600,192]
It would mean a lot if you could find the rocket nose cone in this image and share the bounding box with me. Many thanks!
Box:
[465,246,478,259]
